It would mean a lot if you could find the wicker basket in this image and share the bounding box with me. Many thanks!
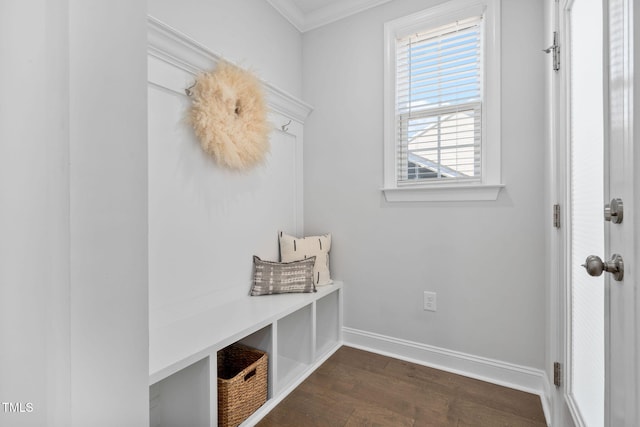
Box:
[217,344,268,427]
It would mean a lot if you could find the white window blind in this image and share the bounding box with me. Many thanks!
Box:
[395,16,483,183]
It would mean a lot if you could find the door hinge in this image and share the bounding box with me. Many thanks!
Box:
[544,32,560,72]
[554,362,562,387]
[553,204,561,228]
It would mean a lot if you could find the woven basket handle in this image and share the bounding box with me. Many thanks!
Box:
[244,368,257,382]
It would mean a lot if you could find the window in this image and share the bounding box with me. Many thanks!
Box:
[397,17,482,181]
[383,0,503,202]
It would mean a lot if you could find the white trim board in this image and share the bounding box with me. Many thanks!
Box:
[343,327,552,426]
[147,15,313,123]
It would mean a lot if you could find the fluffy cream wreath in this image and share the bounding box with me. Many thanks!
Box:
[188,62,270,170]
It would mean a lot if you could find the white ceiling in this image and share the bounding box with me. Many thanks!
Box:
[267,0,394,32]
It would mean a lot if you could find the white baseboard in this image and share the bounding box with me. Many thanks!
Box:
[343,327,551,426]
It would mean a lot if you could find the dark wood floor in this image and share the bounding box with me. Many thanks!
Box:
[257,346,547,427]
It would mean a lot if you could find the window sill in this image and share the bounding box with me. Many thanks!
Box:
[382,184,504,202]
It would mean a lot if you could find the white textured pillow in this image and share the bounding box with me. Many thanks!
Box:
[279,232,332,286]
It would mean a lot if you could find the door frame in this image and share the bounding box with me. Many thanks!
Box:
[546,0,566,422]
[547,0,580,423]
[548,0,583,423]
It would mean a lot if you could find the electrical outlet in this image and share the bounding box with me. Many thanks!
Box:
[423,291,437,312]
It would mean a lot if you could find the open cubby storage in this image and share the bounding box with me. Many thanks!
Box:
[217,344,268,427]
[316,289,340,358]
[276,304,313,394]
[149,282,343,427]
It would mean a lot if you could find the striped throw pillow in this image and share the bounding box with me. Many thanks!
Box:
[279,232,332,286]
[250,256,316,296]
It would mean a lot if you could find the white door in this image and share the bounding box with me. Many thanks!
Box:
[555,0,639,426]
[564,0,604,425]
[604,0,638,425]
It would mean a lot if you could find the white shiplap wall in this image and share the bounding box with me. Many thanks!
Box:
[147,18,311,328]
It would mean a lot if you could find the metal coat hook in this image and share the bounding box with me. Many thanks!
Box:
[281,120,292,132]
[543,31,560,71]
[185,82,196,96]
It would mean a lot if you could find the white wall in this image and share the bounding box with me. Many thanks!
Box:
[148,0,303,99]
[68,1,149,425]
[0,1,149,426]
[302,0,547,369]
[146,1,306,325]
[0,1,70,425]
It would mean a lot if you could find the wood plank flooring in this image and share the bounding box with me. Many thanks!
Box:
[257,346,547,427]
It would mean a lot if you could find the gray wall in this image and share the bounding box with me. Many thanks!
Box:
[302,0,547,369]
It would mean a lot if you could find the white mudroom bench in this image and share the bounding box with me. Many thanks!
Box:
[149,282,343,427]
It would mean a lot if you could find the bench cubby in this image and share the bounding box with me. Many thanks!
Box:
[149,282,343,427]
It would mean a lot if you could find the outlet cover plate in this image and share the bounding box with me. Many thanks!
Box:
[423,291,437,312]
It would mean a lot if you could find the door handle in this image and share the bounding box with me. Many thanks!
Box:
[604,198,623,223]
[582,254,624,281]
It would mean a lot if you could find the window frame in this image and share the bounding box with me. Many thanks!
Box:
[383,0,503,202]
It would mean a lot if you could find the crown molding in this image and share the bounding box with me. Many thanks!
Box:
[268,0,394,32]
[267,0,306,31]
[147,16,313,123]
